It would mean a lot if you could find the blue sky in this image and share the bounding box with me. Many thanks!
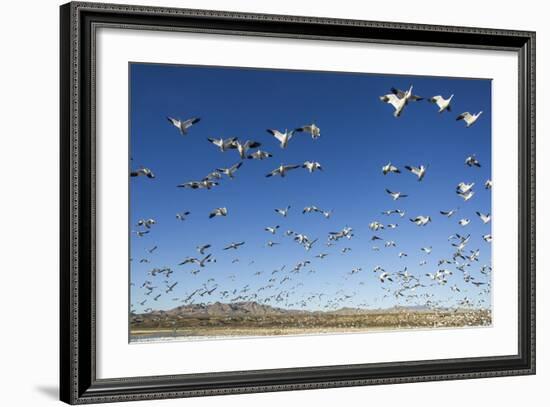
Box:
[129,63,492,313]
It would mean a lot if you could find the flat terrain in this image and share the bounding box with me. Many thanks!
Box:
[130,309,491,341]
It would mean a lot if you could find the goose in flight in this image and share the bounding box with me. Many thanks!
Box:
[266,241,280,247]
[421,246,432,254]
[456,111,483,127]
[275,206,291,217]
[247,150,273,160]
[204,171,222,181]
[321,210,333,219]
[295,123,321,139]
[207,137,237,152]
[232,139,262,159]
[216,161,243,179]
[264,225,280,234]
[165,282,178,293]
[476,211,491,224]
[147,245,158,254]
[179,254,214,267]
[132,230,149,237]
[482,234,492,242]
[266,164,301,178]
[316,253,329,259]
[386,189,408,200]
[196,244,211,255]
[302,161,323,173]
[440,208,458,217]
[167,116,200,135]
[267,129,295,149]
[457,189,475,201]
[465,154,482,167]
[294,234,310,245]
[130,167,155,178]
[303,206,320,214]
[385,240,396,247]
[410,215,432,226]
[304,238,318,251]
[428,94,453,113]
[223,241,245,250]
[341,247,352,254]
[175,211,191,221]
[382,162,400,175]
[485,179,493,190]
[379,86,423,117]
[398,252,408,258]
[458,218,471,227]
[387,223,398,229]
[381,209,405,217]
[379,272,393,283]
[369,221,384,231]
[137,218,156,228]
[457,182,475,194]
[178,179,218,190]
[404,165,427,181]
[209,207,228,218]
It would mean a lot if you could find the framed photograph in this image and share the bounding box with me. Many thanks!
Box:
[60,2,535,404]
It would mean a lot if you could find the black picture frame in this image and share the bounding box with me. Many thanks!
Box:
[60,2,536,404]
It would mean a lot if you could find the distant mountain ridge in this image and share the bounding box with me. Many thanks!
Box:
[136,301,472,317]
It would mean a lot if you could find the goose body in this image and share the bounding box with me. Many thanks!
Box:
[386,189,408,200]
[216,161,243,179]
[382,162,400,175]
[247,150,272,160]
[207,137,237,152]
[404,164,427,181]
[410,215,432,226]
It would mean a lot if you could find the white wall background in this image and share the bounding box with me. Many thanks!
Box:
[0,0,545,406]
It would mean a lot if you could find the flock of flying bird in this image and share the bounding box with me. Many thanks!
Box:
[130,84,492,321]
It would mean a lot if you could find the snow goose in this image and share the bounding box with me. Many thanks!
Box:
[302,161,323,173]
[266,164,301,178]
[232,139,261,159]
[457,190,475,201]
[178,179,219,190]
[223,241,245,250]
[131,167,155,178]
[167,116,200,135]
[456,111,483,127]
[266,129,295,149]
[382,162,400,175]
[295,123,321,139]
[410,215,432,226]
[484,179,493,190]
[175,211,190,221]
[476,211,491,224]
[369,221,384,231]
[440,208,458,217]
[421,246,432,254]
[137,218,156,228]
[303,206,320,214]
[264,225,280,234]
[482,234,492,242]
[379,86,423,117]
[209,207,228,219]
[458,218,471,227]
[275,206,291,217]
[196,244,211,255]
[216,161,243,179]
[385,189,408,200]
[404,165,428,181]
[247,150,272,160]
[428,94,453,113]
[465,154,481,167]
[207,137,237,152]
